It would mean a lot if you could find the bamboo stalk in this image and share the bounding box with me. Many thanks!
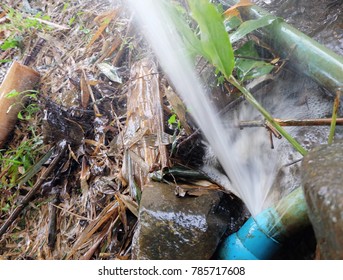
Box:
[121,58,169,196]
[0,62,40,147]
[223,0,343,94]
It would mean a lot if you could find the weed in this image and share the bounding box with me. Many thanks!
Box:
[0,7,52,51]
[6,89,39,121]
[0,130,44,188]
[1,90,43,188]
[168,113,181,130]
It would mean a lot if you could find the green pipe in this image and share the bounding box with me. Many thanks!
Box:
[222,0,343,94]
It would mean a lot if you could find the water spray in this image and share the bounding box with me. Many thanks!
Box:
[129,0,315,260]
[217,187,310,259]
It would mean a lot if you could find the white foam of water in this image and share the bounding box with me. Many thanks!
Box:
[128,0,278,215]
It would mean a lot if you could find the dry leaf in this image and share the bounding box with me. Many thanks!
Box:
[80,70,91,109]
[87,9,119,49]
[66,201,119,259]
[116,194,128,232]
[118,193,139,218]
[223,0,253,18]
[97,63,122,83]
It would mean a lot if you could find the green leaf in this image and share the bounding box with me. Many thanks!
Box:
[229,15,278,43]
[235,41,274,81]
[236,61,274,81]
[5,89,20,98]
[5,89,38,98]
[168,114,177,125]
[17,111,24,120]
[69,16,76,26]
[1,37,20,50]
[187,0,234,78]
[224,15,242,32]
[0,59,12,64]
[162,0,204,59]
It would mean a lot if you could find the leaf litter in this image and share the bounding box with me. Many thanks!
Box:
[0,0,141,260]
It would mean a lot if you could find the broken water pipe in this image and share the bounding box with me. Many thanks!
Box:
[217,186,309,259]
[217,0,343,259]
[130,0,341,259]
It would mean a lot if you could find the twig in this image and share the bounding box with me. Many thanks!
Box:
[283,158,302,167]
[229,75,308,156]
[112,14,134,66]
[0,141,67,239]
[328,90,341,144]
[176,128,200,149]
[22,38,46,66]
[234,55,278,62]
[48,196,60,249]
[239,118,343,128]
[265,121,282,139]
[52,203,93,221]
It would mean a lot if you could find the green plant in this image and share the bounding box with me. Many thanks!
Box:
[0,128,44,188]
[1,90,43,188]
[0,7,52,50]
[234,40,275,82]
[168,113,181,130]
[169,0,307,156]
[6,89,40,120]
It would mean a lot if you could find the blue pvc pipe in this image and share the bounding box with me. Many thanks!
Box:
[218,187,309,260]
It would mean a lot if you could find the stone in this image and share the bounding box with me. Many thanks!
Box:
[131,181,246,260]
[301,141,343,259]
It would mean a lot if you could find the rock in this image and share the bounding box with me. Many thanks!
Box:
[301,141,343,259]
[131,181,246,260]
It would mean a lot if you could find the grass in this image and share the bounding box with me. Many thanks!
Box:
[0,126,44,188]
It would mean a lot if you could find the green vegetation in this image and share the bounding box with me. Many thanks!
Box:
[0,7,52,51]
[0,127,44,189]
[168,113,181,130]
[1,90,42,189]
[168,0,307,156]
[6,89,40,121]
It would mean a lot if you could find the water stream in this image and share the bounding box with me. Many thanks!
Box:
[128,0,282,216]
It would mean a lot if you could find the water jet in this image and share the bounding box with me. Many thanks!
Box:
[129,0,342,259]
